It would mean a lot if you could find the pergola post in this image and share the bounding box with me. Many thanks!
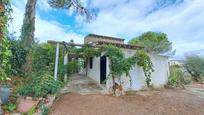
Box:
[64,53,68,82]
[54,43,60,81]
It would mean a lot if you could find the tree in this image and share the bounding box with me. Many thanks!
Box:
[20,0,37,49]
[20,0,37,73]
[128,31,173,54]
[184,56,204,82]
[20,0,93,73]
[48,0,95,21]
[21,0,93,49]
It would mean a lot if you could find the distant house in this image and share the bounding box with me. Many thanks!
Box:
[169,60,184,66]
[84,34,170,91]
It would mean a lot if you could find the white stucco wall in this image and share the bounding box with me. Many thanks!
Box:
[87,57,101,83]
[87,49,169,91]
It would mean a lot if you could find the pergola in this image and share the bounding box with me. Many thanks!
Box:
[47,40,143,81]
[47,40,87,81]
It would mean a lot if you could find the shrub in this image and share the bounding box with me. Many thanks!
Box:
[32,43,56,72]
[40,105,49,115]
[9,39,27,76]
[167,66,187,88]
[18,71,62,98]
[184,56,204,82]
[32,43,65,73]
[58,60,80,81]
[0,38,12,81]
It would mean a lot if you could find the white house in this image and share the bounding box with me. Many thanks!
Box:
[84,34,170,91]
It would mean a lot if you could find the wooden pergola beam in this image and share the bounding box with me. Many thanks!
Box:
[48,40,85,47]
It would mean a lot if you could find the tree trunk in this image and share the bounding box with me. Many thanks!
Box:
[85,58,88,76]
[20,0,37,73]
[112,75,116,94]
[20,0,37,49]
[185,65,199,82]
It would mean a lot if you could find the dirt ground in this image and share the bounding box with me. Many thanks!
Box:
[50,88,204,115]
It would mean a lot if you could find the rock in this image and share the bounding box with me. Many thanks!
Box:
[17,98,39,113]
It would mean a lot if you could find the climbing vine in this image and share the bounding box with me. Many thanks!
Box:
[102,45,154,94]
[0,0,12,81]
[133,51,154,87]
[75,44,101,75]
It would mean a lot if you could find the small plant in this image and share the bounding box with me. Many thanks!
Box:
[40,105,49,115]
[18,71,62,98]
[166,66,187,88]
[5,102,16,112]
[58,60,80,81]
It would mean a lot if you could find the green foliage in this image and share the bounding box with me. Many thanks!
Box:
[20,0,37,49]
[77,44,101,58]
[58,60,80,81]
[0,31,12,81]
[184,56,204,82]
[103,45,126,77]
[18,71,62,98]
[48,0,95,21]
[4,102,16,112]
[0,0,12,81]
[133,51,154,87]
[9,39,27,76]
[0,67,9,81]
[40,105,49,115]
[128,31,173,54]
[103,45,154,89]
[32,43,64,74]
[167,66,186,88]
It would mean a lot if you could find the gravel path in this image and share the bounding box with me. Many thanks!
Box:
[50,75,204,115]
[50,89,204,115]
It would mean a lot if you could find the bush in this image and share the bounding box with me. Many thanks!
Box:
[184,56,204,82]
[9,39,27,76]
[58,60,80,81]
[166,66,187,88]
[32,43,56,72]
[18,71,62,98]
[0,38,12,81]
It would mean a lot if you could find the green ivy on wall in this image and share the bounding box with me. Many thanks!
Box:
[0,0,12,81]
[133,51,154,87]
[102,45,154,93]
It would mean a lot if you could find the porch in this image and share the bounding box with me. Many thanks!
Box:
[60,74,105,95]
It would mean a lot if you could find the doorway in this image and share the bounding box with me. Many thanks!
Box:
[100,56,106,84]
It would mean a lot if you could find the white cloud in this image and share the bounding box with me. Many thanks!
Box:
[11,0,204,59]
[78,0,204,59]
[10,0,84,44]
[37,0,52,12]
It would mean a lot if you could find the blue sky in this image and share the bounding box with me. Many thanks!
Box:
[11,0,204,59]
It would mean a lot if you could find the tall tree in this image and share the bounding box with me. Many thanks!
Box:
[20,0,93,49]
[20,0,93,73]
[184,56,204,82]
[20,0,37,73]
[20,0,37,49]
[48,0,94,21]
[129,31,174,55]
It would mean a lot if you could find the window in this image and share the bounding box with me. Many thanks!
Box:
[89,57,93,69]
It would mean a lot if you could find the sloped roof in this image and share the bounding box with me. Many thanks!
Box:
[85,34,125,41]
